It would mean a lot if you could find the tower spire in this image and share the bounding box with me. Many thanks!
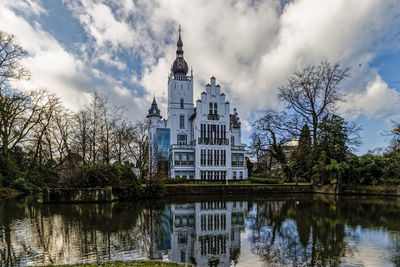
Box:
[176,25,183,56]
[171,25,188,75]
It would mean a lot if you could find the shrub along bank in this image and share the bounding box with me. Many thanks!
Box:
[43,260,192,267]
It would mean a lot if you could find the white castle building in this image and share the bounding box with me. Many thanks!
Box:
[147,28,247,180]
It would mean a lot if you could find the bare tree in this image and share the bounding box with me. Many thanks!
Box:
[97,95,124,164]
[27,91,62,177]
[0,88,48,157]
[73,110,90,164]
[86,94,102,163]
[114,121,132,164]
[0,31,30,89]
[126,120,149,179]
[50,108,73,162]
[251,109,301,179]
[278,61,350,145]
[390,120,400,152]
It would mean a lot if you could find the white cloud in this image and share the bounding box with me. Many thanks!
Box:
[2,0,400,132]
[0,6,90,111]
[0,3,149,118]
[2,0,45,16]
[338,75,400,119]
[69,0,398,119]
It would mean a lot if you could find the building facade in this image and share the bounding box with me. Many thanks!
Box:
[147,28,247,180]
[169,201,247,266]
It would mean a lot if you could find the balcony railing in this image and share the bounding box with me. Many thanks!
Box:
[174,160,195,166]
[231,145,246,151]
[207,114,220,120]
[171,144,195,150]
[198,138,229,145]
[170,75,192,81]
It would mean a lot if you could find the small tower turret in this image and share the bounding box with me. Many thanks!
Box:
[147,97,161,118]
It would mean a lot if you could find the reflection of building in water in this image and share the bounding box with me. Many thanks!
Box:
[170,201,247,267]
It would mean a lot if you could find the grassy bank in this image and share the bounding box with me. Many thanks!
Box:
[41,260,192,267]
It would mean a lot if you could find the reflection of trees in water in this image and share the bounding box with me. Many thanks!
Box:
[389,234,400,266]
[0,200,170,266]
[134,202,171,260]
[247,197,350,266]
[2,197,400,266]
[0,201,32,267]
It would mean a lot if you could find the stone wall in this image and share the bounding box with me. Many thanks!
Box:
[166,184,400,197]
[165,184,314,196]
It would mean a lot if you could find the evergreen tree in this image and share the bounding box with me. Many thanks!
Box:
[312,114,349,183]
[317,114,348,164]
[293,124,312,181]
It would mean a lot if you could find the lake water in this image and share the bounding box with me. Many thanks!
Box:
[1,194,400,267]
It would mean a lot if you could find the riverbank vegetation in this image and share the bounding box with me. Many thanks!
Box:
[248,62,400,186]
[42,260,191,267]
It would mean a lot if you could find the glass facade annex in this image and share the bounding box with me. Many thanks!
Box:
[156,128,170,174]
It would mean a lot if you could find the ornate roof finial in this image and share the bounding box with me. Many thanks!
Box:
[171,25,188,75]
[176,24,183,54]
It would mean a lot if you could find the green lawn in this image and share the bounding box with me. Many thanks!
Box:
[41,260,192,267]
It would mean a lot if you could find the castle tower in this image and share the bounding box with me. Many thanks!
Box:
[167,26,194,146]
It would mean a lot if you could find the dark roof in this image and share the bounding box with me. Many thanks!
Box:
[147,97,161,118]
[171,26,188,75]
[230,114,241,128]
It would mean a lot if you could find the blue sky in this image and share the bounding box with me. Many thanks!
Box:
[1,0,399,155]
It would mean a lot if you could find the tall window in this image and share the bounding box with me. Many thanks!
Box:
[188,153,194,165]
[177,134,187,145]
[209,102,218,115]
[201,149,206,165]
[231,136,235,146]
[207,124,210,143]
[180,115,185,129]
[232,153,244,166]
[208,150,213,165]
[200,124,205,142]
[180,98,184,109]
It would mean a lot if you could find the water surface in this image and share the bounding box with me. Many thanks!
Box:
[1,194,400,266]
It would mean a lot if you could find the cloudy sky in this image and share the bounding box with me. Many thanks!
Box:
[1,0,400,154]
